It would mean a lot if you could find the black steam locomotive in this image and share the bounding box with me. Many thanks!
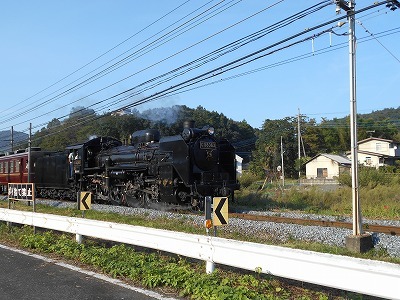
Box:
[16,121,239,209]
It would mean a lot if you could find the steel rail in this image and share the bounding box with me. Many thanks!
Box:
[230,213,400,236]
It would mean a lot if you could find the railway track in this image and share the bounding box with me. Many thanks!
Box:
[3,196,399,236]
[230,213,400,236]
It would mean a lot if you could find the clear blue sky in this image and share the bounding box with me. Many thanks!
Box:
[1,0,399,133]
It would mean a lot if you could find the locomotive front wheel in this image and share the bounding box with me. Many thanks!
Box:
[125,191,146,208]
[109,187,124,206]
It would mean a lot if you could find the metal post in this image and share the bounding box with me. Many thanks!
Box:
[76,234,83,244]
[280,136,285,187]
[297,109,301,183]
[206,260,215,274]
[10,126,14,152]
[76,192,83,244]
[348,1,363,236]
[28,123,32,183]
[204,196,215,274]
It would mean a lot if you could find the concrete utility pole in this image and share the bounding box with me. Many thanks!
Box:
[347,0,362,237]
[10,126,14,152]
[280,136,285,187]
[335,0,372,252]
[297,108,301,183]
[28,123,32,183]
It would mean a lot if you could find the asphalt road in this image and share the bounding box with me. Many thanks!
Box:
[0,244,178,300]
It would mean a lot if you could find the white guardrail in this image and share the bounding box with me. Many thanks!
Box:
[1,208,399,300]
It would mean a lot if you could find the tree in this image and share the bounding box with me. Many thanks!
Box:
[69,106,95,119]
[47,118,61,129]
[250,117,297,177]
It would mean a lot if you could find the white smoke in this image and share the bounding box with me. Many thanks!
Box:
[140,105,181,125]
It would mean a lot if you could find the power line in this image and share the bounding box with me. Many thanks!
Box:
[1,0,193,116]
[19,20,396,138]
[7,1,397,140]
[2,0,245,127]
[356,19,400,63]
[22,3,394,138]
[0,0,294,131]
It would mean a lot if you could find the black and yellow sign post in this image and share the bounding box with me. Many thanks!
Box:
[77,191,91,244]
[212,197,229,226]
[204,196,229,232]
[79,191,92,211]
[204,196,229,274]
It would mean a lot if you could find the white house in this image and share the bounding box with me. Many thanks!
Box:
[305,154,351,179]
[348,137,400,168]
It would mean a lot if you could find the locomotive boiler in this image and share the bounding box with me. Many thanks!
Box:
[88,121,239,209]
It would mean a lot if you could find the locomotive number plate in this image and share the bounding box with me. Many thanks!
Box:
[200,141,216,149]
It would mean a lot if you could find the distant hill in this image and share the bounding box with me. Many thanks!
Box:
[324,106,400,126]
[0,130,29,153]
[318,106,400,140]
[359,107,400,123]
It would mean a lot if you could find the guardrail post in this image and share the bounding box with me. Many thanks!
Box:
[76,233,83,244]
[204,196,215,274]
[206,260,215,274]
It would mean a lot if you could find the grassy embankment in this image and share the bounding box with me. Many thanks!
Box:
[235,171,400,220]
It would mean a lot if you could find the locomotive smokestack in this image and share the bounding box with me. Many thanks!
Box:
[183,120,195,129]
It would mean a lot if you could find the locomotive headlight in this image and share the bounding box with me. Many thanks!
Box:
[182,128,193,142]
[207,127,215,135]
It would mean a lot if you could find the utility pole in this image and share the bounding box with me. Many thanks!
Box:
[28,123,32,183]
[297,109,301,183]
[280,136,285,187]
[10,126,14,152]
[347,0,363,237]
[335,0,372,252]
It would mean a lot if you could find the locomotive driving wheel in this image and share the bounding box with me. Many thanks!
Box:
[109,186,125,206]
[125,190,146,208]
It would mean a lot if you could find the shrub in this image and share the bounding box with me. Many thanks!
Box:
[238,171,261,189]
[339,167,399,188]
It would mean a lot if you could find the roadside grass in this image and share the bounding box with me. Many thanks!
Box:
[234,184,400,220]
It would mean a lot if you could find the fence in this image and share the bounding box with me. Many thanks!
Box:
[300,178,339,185]
[0,208,399,299]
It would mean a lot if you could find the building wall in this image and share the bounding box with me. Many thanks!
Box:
[359,140,389,155]
[356,139,400,168]
[356,152,381,168]
[306,156,340,179]
[359,139,400,157]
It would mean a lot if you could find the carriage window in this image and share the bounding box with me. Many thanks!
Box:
[16,160,20,172]
[10,161,14,173]
[4,162,8,173]
[0,162,3,173]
